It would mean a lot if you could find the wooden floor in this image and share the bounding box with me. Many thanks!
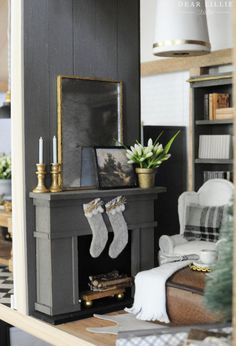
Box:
[0,304,124,346]
[57,311,126,346]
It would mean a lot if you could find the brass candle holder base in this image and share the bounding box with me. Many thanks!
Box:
[50,163,62,193]
[33,164,49,193]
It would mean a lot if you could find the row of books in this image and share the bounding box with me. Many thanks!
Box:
[203,171,232,183]
[198,135,232,159]
[204,93,232,120]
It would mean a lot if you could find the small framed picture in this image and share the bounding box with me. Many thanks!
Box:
[95,147,136,189]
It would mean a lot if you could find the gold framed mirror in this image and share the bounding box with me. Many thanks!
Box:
[57,75,123,190]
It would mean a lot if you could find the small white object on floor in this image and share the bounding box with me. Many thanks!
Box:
[126,261,192,323]
[86,313,164,335]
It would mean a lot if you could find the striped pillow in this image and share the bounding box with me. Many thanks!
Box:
[184,204,227,242]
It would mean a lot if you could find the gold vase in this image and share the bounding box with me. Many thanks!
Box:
[135,168,156,189]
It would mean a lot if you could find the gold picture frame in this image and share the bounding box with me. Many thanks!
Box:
[57,75,123,190]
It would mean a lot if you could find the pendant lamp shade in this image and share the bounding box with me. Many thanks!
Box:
[153,0,211,57]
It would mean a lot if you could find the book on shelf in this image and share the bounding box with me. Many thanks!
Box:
[209,94,213,120]
[198,135,232,159]
[204,93,230,120]
[215,107,233,120]
[203,171,232,183]
[203,94,209,120]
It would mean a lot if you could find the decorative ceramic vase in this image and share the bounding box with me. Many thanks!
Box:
[135,168,156,189]
[0,179,11,196]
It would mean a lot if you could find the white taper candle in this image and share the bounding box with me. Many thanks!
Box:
[53,136,57,164]
[39,137,43,164]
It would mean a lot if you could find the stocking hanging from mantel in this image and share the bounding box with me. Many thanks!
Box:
[83,198,108,258]
[106,196,128,259]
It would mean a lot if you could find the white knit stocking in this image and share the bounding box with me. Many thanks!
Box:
[106,196,128,259]
[83,198,108,258]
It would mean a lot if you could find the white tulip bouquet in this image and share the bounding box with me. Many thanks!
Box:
[126,131,180,169]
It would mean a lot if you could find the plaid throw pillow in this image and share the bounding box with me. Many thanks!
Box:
[184,204,227,242]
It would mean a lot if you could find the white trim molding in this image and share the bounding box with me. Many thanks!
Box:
[11,0,28,314]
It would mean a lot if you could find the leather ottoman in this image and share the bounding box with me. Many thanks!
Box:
[166,267,221,325]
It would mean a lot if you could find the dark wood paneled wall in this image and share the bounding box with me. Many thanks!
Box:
[23,0,140,313]
[144,126,187,263]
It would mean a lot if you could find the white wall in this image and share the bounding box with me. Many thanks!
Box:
[140,0,157,63]
[141,71,189,126]
[141,0,233,63]
[206,1,232,51]
[0,92,11,154]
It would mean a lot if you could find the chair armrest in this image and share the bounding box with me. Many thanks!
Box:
[159,234,188,255]
[178,191,199,234]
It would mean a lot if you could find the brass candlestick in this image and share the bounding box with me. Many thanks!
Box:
[50,163,62,193]
[33,164,49,193]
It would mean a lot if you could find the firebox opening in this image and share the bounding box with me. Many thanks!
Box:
[78,231,132,294]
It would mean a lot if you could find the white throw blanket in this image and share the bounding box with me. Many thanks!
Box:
[125,261,192,323]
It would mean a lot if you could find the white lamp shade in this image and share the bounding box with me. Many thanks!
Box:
[153,0,211,57]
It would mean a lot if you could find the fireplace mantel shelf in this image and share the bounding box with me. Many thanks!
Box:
[30,186,166,200]
[30,185,166,323]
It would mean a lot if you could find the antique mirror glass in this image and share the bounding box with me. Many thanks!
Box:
[57,76,123,190]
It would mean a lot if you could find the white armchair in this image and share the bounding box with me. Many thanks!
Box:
[159,179,234,263]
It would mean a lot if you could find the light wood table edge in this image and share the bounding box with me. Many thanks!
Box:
[0,209,13,271]
[0,304,94,346]
[7,216,13,272]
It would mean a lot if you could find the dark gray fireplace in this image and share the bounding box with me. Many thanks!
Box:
[30,187,166,324]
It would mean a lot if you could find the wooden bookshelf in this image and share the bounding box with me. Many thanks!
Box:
[190,73,233,190]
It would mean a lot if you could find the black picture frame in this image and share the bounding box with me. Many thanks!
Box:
[94,147,137,189]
